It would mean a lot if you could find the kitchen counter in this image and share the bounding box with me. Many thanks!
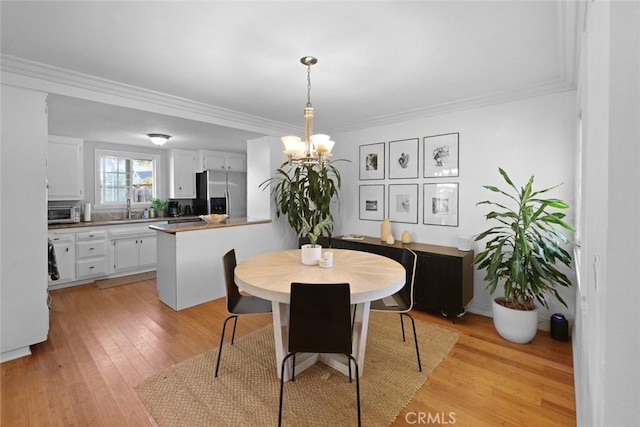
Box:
[150,217,271,234]
[48,216,183,230]
[154,216,280,311]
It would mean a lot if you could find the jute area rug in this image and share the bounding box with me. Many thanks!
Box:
[94,271,156,289]
[136,312,459,427]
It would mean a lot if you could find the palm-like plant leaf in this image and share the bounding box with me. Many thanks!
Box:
[473,169,578,310]
[259,159,347,245]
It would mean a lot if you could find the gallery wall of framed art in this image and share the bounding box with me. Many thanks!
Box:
[357,132,461,227]
[359,142,385,180]
[359,184,385,221]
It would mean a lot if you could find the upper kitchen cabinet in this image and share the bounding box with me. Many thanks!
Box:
[199,150,246,172]
[47,135,84,200]
[169,149,197,199]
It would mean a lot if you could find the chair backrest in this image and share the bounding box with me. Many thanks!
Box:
[288,282,352,354]
[397,248,418,309]
[222,249,242,313]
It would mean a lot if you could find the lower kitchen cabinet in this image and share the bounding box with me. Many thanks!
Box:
[76,230,107,279]
[48,222,163,289]
[113,235,157,272]
[48,232,76,285]
[331,236,474,322]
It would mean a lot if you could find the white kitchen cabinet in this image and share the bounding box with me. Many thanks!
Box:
[200,150,246,172]
[48,233,76,285]
[47,135,84,200]
[75,230,107,279]
[110,226,157,273]
[169,149,197,198]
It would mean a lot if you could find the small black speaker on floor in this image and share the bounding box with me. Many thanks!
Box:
[550,313,569,341]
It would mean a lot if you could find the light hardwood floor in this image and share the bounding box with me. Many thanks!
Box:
[1,279,575,426]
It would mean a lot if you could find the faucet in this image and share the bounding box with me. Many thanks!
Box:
[126,197,132,219]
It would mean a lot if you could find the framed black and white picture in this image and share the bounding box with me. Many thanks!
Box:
[359,142,385,180]
[359,184,385,221]
[389,138,419,179]
[423,183,459,226]
[423,133,459,178]
[388,184,419,224]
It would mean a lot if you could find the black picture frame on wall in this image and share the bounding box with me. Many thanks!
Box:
[359,142,385,180]
[388,183,419,224]
[423,133,459,178]
[359,184,385,221]
[389,138,419,179]
[423,183,459,227]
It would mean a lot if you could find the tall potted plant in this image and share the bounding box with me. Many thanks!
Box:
[473,168,577,343]
[260,160,345,263]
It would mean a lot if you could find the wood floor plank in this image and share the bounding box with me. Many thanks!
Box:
[1,279,575,426]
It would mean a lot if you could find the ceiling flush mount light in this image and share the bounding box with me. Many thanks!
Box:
[147,133,171,146]
[282,56,335,166]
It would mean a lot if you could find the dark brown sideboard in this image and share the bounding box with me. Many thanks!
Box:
[331,236,474,322]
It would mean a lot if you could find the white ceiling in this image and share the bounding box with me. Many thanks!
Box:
[0,1,581,151]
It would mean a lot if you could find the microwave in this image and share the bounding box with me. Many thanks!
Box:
[48,206,81,224]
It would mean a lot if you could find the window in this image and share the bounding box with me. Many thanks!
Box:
[95,149,161,207]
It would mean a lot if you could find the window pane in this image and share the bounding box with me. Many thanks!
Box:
[132,159,154,202]
[97,150,159,206]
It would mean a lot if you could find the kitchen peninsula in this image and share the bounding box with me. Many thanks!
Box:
[150,217,278,310]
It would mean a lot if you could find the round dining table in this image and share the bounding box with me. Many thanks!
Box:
[235,248,405,381]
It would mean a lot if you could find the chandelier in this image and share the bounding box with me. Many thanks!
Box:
[281,56,335,166]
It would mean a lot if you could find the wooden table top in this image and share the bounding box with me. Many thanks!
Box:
[235,249,405,304]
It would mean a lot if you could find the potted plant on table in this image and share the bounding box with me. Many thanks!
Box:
[473,168,578,343]
[260,160,345,264]
[149,197,168,218]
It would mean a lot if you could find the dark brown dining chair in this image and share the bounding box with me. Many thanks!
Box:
[369,248,422,371]
[278,282,361,427]
[214,249,273,377]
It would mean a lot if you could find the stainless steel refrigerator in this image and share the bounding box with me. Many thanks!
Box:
[194,170,247,218]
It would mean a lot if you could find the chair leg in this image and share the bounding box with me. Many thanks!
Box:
[230,315,239,345]
[399,314,406,342]
[214,315,238,377]
[402,312,422,372]
[291,354,296,381]
[278,353,296,427]
[347,354,362,427]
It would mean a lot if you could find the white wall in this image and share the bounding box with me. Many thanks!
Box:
[329,91,577,324]
[247,135,298,249]
[573,2,640,425]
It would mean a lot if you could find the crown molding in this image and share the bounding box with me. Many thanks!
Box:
[327,77,576,134]
[1,0,583,137]
[0,55,300,137]
[327,0,583,134]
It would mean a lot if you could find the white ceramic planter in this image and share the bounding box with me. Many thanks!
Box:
[492,298,539,344]
[300,244,322,265]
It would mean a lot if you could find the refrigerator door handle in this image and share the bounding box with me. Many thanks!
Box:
[225,189,231,216]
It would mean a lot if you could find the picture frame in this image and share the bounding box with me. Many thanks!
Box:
[423,133,459,178]
[359,142,385,180]
[423,183,459,227]
[388,184,419,224]
[388,138,419,179]
[359,184,385,221]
